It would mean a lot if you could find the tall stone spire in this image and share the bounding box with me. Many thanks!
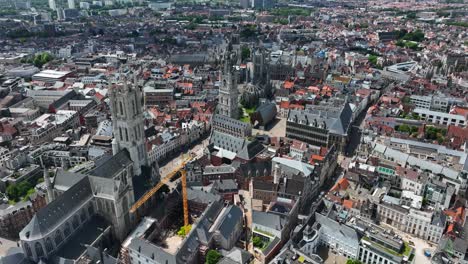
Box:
[40,157,54,203]
[109,71,148,176]
[218,45,239,119]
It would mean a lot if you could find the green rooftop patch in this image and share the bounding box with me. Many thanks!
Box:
[254,227,274,238]
[402,242,412,257]
[362,236,413,258]
[239,106,256,124]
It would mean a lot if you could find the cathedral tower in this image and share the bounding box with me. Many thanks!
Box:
[218,47,240,119]
[109,74,148,176]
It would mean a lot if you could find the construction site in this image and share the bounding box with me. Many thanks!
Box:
[120,183,231,263]
[118,158,244,264]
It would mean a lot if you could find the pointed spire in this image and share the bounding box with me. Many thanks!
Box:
[41,157,55,203]
[133,71,138,89]
[61,157,68,170]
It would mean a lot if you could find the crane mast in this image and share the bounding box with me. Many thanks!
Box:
[129,157,192,234]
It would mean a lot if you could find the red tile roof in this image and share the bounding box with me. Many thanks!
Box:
[343,199,354,210]
[330,178,350,192]
[396,166,419,181]
[279,101,290,109]
[450,106,468,118]
[283,81,294,89]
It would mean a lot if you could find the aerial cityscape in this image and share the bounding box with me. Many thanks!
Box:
[0,0,466,263]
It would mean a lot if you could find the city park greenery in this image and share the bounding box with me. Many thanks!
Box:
[20,52,54,68]
[7,176,44,203]
[269,7,312,17]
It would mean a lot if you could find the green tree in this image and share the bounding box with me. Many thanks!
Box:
[240,25,257,39]
[7,181,32,202]
[402,29,425,42]
[17,181,32,195]
[206,249,222,264]
[32,52,54,68]
[241,46,250,61]
[368,55,378,66]
[398,124,411,133]
[253,236,264,248]
[406,12,417,19]
[6,184,20,201]
[177,225,192,237]
[347,259,362,264]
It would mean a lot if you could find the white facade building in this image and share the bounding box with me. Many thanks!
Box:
[413,107,466,127]
[67,0,75,8]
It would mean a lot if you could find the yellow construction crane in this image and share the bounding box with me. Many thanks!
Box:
[129,157,191,233]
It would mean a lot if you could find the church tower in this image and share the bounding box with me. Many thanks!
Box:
[109,74,148,176]
[218,47,240,119]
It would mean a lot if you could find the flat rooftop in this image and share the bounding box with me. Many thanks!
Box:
[162,234,184,254]
[122,217,156,248]
[33,70,71,79]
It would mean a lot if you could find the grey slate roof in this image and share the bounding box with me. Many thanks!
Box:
[288,103,352,136]
[432,210,447,227]
[234,160,271,178]
[252,210,287,231]
[53,169,87,191]
[187,188,221,205]
[279,178,303,196]
[210,130,245,153]
[220,247,252,264]
[212,205,243,238]
[54,215,110,261]
[237,140,265,161]
[210,131,265,161]
[0,252,31,264]
[128,237,176,264]
[212,114,251,132]
[253,102,277,125]
[273,157,314,177]
[315,212,359,245]
[20,177,93,240]
[212,179,238,192]
[89,149,132,178]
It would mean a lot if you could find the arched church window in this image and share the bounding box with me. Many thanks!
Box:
[98,199,103,211]
[119,101,124,115]
[54,230,63,246]
[45,238,53,253]
[80,209,87,223]
[88,203,95,216]
[64,222,71,237]
[35,242,44,258]
[24,243,32,257]
[72,215,80,229]
[132,99,137,116]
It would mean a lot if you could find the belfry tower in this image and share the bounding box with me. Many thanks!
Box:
[109,74,148,176]
[218,45,240,119]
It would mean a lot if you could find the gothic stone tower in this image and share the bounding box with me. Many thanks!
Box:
[218,47,240,119]
[110,75,148,176]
